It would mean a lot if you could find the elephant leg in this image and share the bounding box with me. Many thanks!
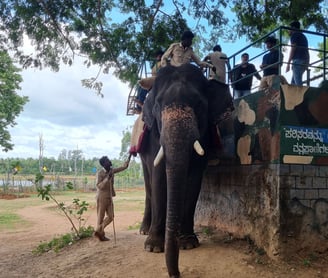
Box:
[140,161,151,235]
[144,160,167,253]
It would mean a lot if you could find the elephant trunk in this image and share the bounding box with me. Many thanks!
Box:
[165,168,185,278]
[161,105,199,278]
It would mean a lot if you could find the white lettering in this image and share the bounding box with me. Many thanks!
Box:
[292,142,328,155]
[283,127,324,143]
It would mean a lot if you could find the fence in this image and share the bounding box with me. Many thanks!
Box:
[229,25,328,97]
[0,172,145,194]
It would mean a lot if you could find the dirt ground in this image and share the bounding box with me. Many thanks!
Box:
[0,197,327,278]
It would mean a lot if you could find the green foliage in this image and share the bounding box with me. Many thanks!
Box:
[302,253,318,266]
[2,1,327,91]
[120,127,132,160]
[0,212,21,229]
[33,234,74,254]
[303,258,311,267]
[128,221,141,230]
[34,177,95,254]
[232,0,328,41]
[0,155,144,190]
[36,177,91,237]
[0,156,99,175]
[0,50,28,152]
[32,226,94,254]
[202,226,214,236]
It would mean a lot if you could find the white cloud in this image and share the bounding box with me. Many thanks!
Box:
[1,59,137,159]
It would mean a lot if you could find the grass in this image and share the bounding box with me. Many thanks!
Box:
[114,189,145,212]
[128,222,142,230]
[0,195,42,231]
[33,226,95,254]
[0,188,145,232]
[0,212,23,230]
[0,187,146,253]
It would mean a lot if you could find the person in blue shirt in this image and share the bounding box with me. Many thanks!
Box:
[286,21,309,86]
[259,36,284,90]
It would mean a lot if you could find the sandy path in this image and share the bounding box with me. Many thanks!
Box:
[0,200,327,278]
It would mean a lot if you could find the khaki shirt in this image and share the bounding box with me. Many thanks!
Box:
[206,51,229,83]
[95,163,128,198]
[96,168,115,198]
[161,42,211,68]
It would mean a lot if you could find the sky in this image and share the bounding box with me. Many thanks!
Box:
[0,12,324,161]
[0,59,136,160]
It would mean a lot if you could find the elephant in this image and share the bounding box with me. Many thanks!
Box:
[137,63,234,277]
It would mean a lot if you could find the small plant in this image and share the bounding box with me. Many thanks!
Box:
[202,226,214,236]
[303,258,311,267]
[300,252,318,267]
[33,226,94,254]
[128,222,141,230]
[33,233,74,254]
[36,174,92,239]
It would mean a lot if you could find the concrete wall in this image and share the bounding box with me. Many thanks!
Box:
[279,164,328,256]
[195,163,328,258]
[195,164,281,257]
[195,82,328,258]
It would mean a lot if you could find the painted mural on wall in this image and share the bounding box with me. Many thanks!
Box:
[231,75,281,165]
[229,79,328,165]
[280,83,328,165]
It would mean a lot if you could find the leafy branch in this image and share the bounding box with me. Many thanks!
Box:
[36,174,90,238]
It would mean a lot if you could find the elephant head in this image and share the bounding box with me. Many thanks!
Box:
[140,64,233,277]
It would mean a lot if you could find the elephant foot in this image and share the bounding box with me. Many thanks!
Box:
[178,233,200,250]
[144,235,164,253]
[139,223,150,235]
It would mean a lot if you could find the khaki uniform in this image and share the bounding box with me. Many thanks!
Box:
[95,164,128,237]
[206,51,229,83]
[161,42,211,68]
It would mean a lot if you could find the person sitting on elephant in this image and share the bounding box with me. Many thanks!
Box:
[134,50,164,113]
[161,30,213,69]
[94,156,130,241]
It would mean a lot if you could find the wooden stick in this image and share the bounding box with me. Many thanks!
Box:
[112,216,117,245]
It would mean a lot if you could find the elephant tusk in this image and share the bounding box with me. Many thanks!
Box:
[193,140,204,156]
[154,146,164,166]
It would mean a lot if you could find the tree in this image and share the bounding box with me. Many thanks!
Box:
[38,133,44,174]
[232,0,328,41]
[120,127,132,160]
[0,50,28,152]
[1,1,327,88]
[0,1,327,91]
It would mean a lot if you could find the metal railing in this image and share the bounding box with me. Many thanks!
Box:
[126,62,153,116]
[228,26,328,98]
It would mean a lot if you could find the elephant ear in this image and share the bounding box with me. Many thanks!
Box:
[142,88,156,129]
[207,80,234,124]
[142,65,176,130]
